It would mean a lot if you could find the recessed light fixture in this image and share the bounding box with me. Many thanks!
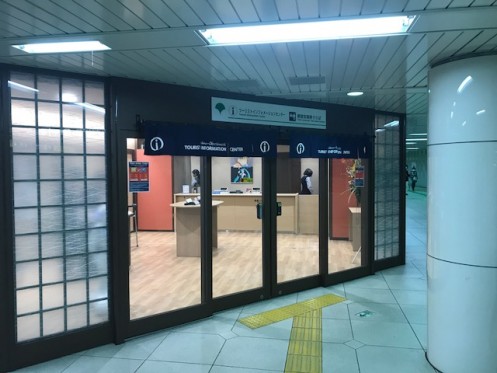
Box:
[347,91,364,97]
[198,15,416,46]
[406,138,427,141]
[407,147,419,150]
[405,142,416,145]
[408,133,427,136]
[12,40,110,54]
[384,120,399,127]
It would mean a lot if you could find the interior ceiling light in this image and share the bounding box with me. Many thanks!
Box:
[12,40,110,54]
[8,80,39,93]
[384,120,399,127]
[406,138,427,141]
[347,91,364,97]
[408,133,427,136]
[198,15,416,46]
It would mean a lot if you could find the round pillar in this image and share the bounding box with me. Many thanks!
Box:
[427,54,497,373]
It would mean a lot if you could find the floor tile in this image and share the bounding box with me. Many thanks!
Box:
[136,360,211,373]
[351,320,422,348]
[10,354,80,373]
[357,345,435,373]
[210,366,281,373]
[322,318,353,343]
[348,302,408,323]
[172,314,238,335]
[241,294,298,315]
[322,343,359,373]
[400,303,427,324]
[148,332,224,365]
[62,356,143,373]
[343,275,389,290]
[411,323,428,350]
[344,287,397,304]
[322,302,350,320]
[391,289,427,305]
[383,275,427,291]
[214,336,288,371]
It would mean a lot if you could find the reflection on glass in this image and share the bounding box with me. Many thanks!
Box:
[328,158,365,273]
[212,156,263,297]
[276,146,319,283]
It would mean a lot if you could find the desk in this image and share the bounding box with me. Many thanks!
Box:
[348,207,361,252]
[171,200,223,257]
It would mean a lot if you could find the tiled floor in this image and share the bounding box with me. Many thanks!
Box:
[13,190,432,373]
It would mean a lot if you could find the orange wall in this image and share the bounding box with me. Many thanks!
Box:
[330,159,357,239]
[135,149,173,230]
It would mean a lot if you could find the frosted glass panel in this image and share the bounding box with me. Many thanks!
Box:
[67,305,87,330]
[11,100,35,126]
[86,156,106,178]
[63,104,83,129]
[89,253,107,276]
[89,300,108,324]
[17,315,40,342]
[86,111,105,130]
[41,207,63,232]
[16,261,39,287]
[87,181,106,203]
[38,102,60,127]
[86,131,105,153]
[9,72,35,99]
[43,309,65,336]
[66,280,87,305]
[64,156,85,179]
[89,276,108,300]
[39,155,62,179]
[13,155,37,180]
[66,230,87,255]
[17,288,40,314]
[41,233,64,258]
[15,235,39,261]
[42,284,64,309]
[63,129,84,153]
[14,208,39,234]
[14,182,38,207]
[88,228,107,252]
[66,255,87,280]
[42,258,64,284]
[65,206,87,230]
[65,180,86,205]
[12,127,36,153]
[85,81,104,105]
[38,75,60,101]
[40,181,63,205]
[38,128,61,153]
[88,204,107,228]
[62,79,83,102]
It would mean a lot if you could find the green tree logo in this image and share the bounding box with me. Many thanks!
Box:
[215,102,226,114]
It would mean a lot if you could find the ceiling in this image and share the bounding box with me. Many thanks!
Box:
[0,0,496,148]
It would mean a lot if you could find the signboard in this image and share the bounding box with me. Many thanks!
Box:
[289,135,369,159]
[211,97,326,129]
[128,161,149,192]
[144,122,277,157]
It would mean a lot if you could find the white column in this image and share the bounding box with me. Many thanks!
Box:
[427,55,497,373]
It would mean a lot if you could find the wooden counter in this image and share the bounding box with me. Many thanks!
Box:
[170,200,223,257]
[174,193,298,233]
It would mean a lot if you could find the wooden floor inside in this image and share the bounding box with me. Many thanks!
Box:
[129,230,360,319]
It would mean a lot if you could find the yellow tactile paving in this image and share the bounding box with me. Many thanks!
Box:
[238,293,345,329]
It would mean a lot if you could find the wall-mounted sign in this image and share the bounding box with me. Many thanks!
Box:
[212,97,326,129]
[144,122,277,157]
[128,161,149,192]
[289,135,369,159]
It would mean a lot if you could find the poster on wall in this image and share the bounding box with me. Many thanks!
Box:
[231,157,253,184]
[129,161,150,192]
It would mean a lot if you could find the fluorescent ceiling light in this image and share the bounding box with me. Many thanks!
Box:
[407,147,419,150]
[375,128,386,132]
[8,80,39,93]
[76,102,106,114]
[199,15,416,46]
[408,133,427,136]
[405,142,416,145]
[384,120,399,127]
[347,91,363,97]
[406,138,427,141]
[12,41,110,54]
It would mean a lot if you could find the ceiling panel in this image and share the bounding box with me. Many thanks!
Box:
[0,0,495,137]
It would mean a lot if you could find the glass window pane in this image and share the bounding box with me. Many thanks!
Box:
[87,180,106,203]
[86,130,105,153]
[65,206,87,230]
[39,155,62,179]
[63,104,83,129]
[66,230,87,255]
[40,181,63,206]
[11,100,36,126]
[9,72,36,99]
[41,207,63,232]
[89,300,108,325]
[38,102,60,127]
[65,180,86,205]
[85,81,104,105]
[86,110,105,130]
[15,235,39,261]
[12,127,36,153]
[88,228,107,253]
[62,79,83,103]
[38,75,60,101]
[16,261,39,288]
[63,129,84,153]
[42,258,64,284]
[17,314,40,342]
[39,128,62,153]
[42,309,65,336]
[87,204,107,228]
[17,288,40,315]
[14,181,38,207]
[66,255,87,280]
[13,155,37,180]
[42,284,64,309]
[86,156,106,178]
[14,208,39,234]
[64,156,85,179]
[89,253,107,276]
[67,280,87,305]
[67,305,87,330]
[89,276,107,300]
[41,233,64,258]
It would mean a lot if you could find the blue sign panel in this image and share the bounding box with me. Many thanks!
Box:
[144,122,277,157]
[289,135,369,158]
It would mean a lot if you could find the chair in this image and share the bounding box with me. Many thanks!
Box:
[128,204,138,246]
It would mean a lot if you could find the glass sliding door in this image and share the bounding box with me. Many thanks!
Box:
[211,156,263,297]
[276,146,319,283]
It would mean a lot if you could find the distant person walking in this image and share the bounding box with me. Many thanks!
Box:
[410,165,418,192]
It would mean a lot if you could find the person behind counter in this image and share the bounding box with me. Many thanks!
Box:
[299,168,313,195]
[191,169,200,193]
